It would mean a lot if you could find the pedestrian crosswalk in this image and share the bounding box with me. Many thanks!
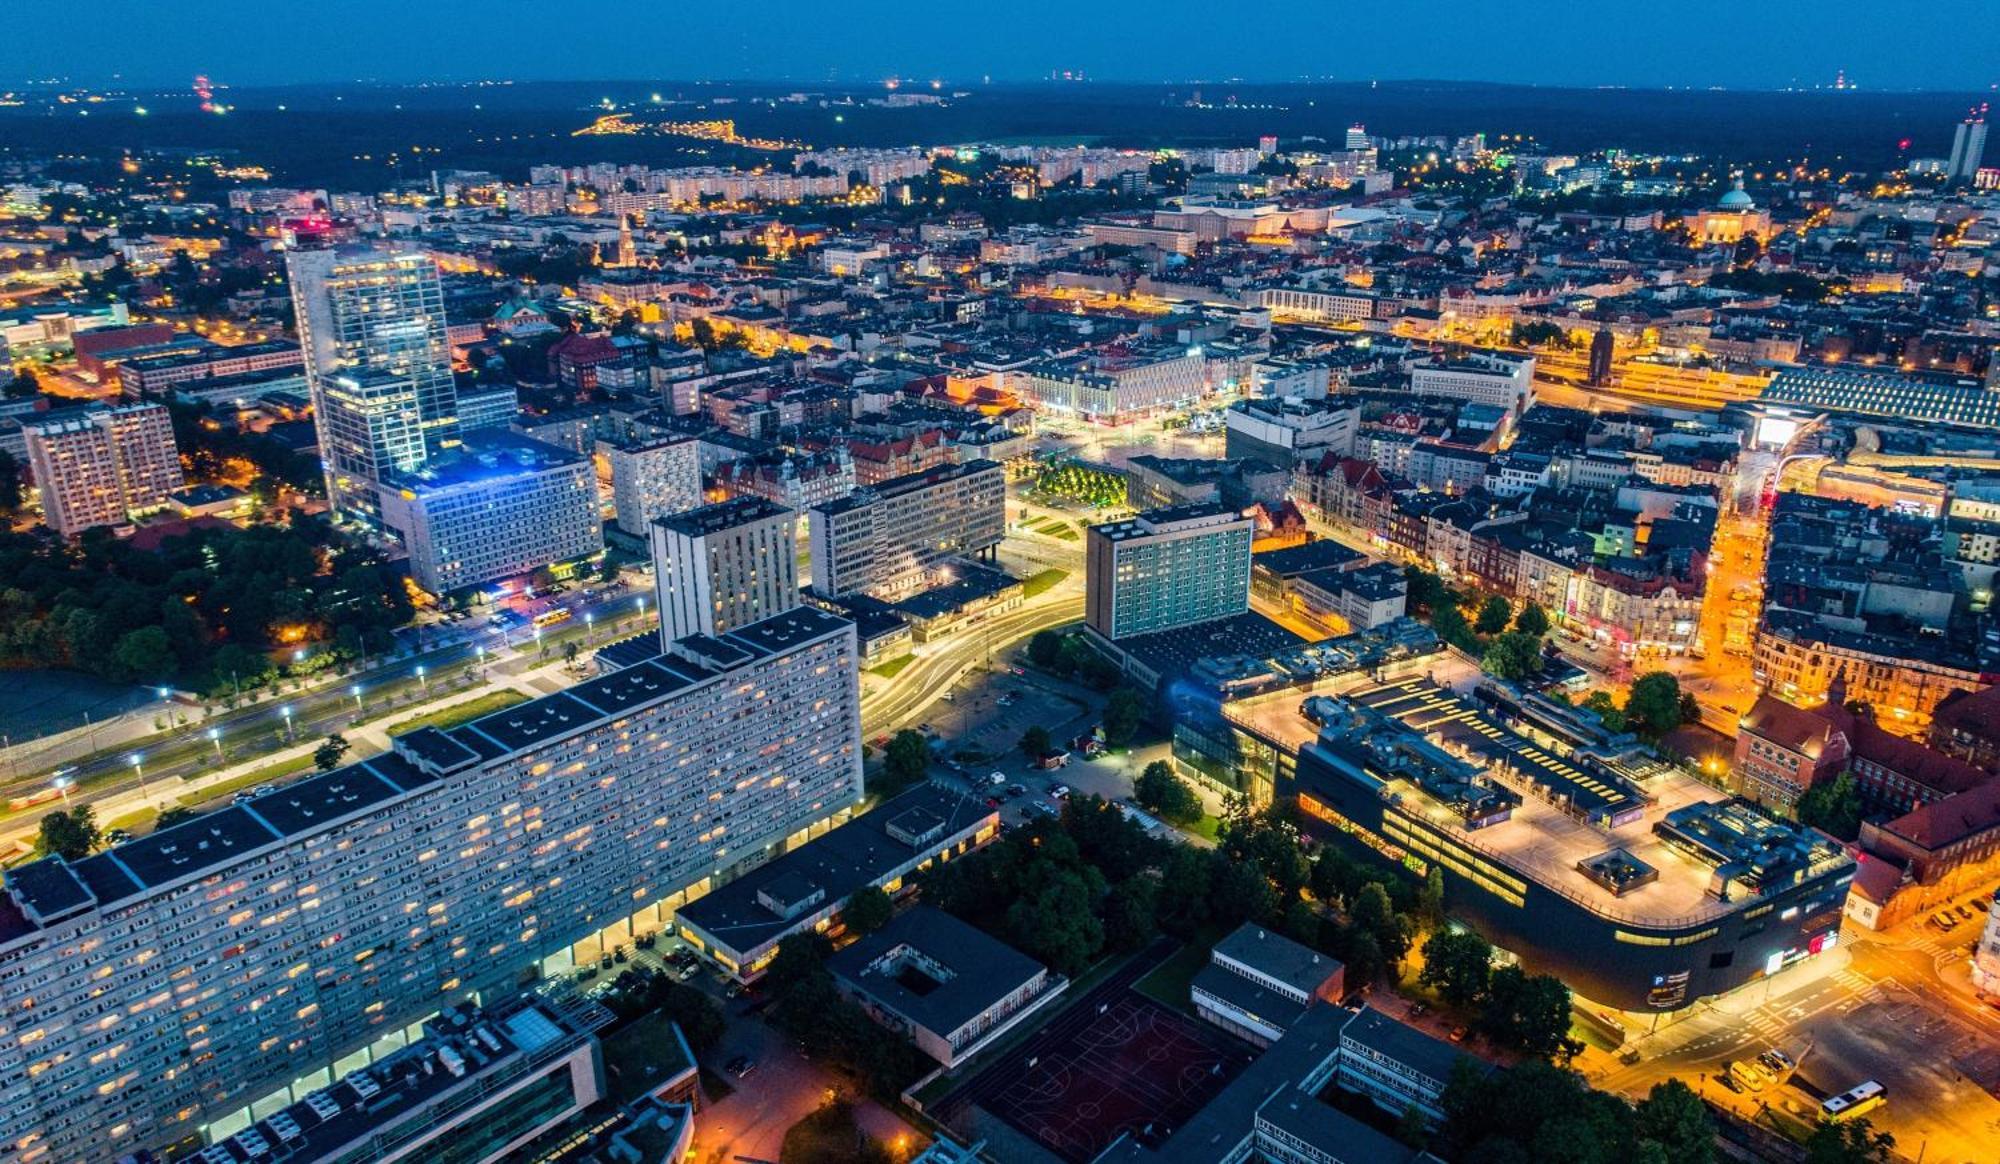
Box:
[1831,969,1886,1004]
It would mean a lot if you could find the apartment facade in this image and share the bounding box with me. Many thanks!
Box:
[377,433,603,595]
[0,607,862,1162]
[1086,503,1255,640]
[22,402,184,536]
[604,434,703,538]
[651,496,799,642]
[808,459,1006,599]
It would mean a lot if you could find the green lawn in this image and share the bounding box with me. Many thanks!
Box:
[1132,938,1215,1014]
[1182,813,1223,842]
[867,653,916,679]
[1022,568,1070,598]
[384,689,531,735]
[184,751,319,808]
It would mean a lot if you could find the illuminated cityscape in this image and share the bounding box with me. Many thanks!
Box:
[0,13,1997,1164]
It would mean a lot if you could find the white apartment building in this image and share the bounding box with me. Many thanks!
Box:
[1258,287,1383,324]
[1409,352,1536,415]
[1024,346,1209,423]
[22,402,184,536]
[603,434,703,538]
[376,433,603,595]
[0,606,862,1163]
[651,496,799,642]
[808,459,1006,599]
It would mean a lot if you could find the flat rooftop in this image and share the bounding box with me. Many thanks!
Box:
[1297,684,1849,928]
[677,783,994,959]
[654,494,791,537]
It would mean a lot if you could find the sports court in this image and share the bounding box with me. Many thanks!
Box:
[950,970,1250,1163]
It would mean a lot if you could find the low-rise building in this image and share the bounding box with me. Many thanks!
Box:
[1192,923,1346,1047]
[828,906,1066,1067]
[675,784,999,981]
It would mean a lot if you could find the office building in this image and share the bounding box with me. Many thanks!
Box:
[808,459,1006,599]
[0,606,861,1161]
[676,785,999,981]
[22,402,184,535]
[1225,396,1359,469]
[827,906,1064,1067]
[197,996,611,1164]
[376,432,603,595]
[286,245,458,524]
[1022,344,1209,423]
[1288,683,1854,1011]
[1409,352,1535,415]
[1948,108,1989,183]
[605,434,703,538]
[651,496,798,643]
[1086,503,1255,640]
[1192,923,1345,1047]
[1759,364,2000,430]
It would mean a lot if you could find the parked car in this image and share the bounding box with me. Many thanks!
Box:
[989,771,1007,787]
[725,1055,757,1079]
[1050,784,1071,799]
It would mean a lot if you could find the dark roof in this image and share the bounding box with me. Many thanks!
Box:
[654,495,791,537]
[1211,923,1344,996]
[827,906,1048,1037]
[1191,962,1309,1030]
[1252,539,1365,578]
[1337,1005,1471,1087]
[677,784,993,959]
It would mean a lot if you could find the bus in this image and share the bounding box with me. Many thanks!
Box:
[1820,1081,1886,1123]
[533,608,573,629]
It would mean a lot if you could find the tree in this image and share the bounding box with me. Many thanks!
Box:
[1624,672,1685,738]
[1582,690,1628,733]
[1480,965,1581,1062]
[1417,865,1446,927]
[1102,688,1145,746]
[1134,760,1202,824]
[313,733,351,772]
[37,805,99,860]
[1352,882,1410,966]
[1019,724,1053,760]
[1027,629,1062,669]
[1633,1080,1714,1164]
[112,626,175,682]
[1803,1119,1895,1164]
[1475,595,1514,636]
[1005,868,1104,976]
[1797,771,1865,841]
[1404,567,1450,614]
[0,448,20,513]
[1431,602,1478,652]
[1482,630,1544,682]
[563,640,580,666]
[4,366,40,398]
[843,885,893,935]
[1419,929,1493,1008]
[880,729,930,792]
[1513,602,1551,638]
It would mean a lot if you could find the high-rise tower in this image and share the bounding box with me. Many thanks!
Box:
[285,245,459,524]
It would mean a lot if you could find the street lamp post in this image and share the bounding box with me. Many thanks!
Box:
[128,753,152,806]
[416,665,429,696]
[52,775,72,805]
[351,685,363,715]
[207,728,222,761]
[584,613,595,646]
[280,705,294,742]
[475,645,486,675]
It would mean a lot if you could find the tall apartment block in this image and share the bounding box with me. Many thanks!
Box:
[21,402,184,536]
[808,458,1006,599]
[376,431,604,595]
[651,496,798,643]
[1085,502,1255,640]
[0,605,862,1161]
[285,245,458,525]
[604,434,703,538]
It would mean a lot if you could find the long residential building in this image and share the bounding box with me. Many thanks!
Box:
[1086,503,1255,640]
[1022,345,1209,423]
[22,402,184,536]
[808,459,1006,599]
[0,606,863,1163]
[603,434,703,538]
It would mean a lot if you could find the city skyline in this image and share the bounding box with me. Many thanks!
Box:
[3,0,1998,91]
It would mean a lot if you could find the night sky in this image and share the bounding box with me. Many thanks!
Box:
[6,1,1996,91]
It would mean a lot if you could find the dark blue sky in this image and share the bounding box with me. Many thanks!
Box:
[8,1,1996,90]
